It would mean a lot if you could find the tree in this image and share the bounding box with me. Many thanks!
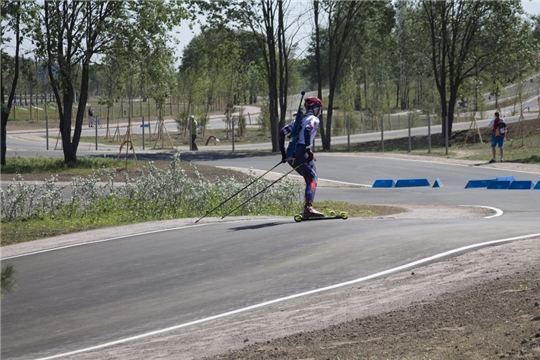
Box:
[95,48,128,138]
[190,0,303,151]
[177,27,263,139]
[417,0,534,138]
[235,0,301,150]
[356,2,397,124]
[29,1,187,164]
[1,1,36,165]
[310,0,394,150]
[29,1,123,163]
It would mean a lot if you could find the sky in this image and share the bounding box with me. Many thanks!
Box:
[4,1,540,64]
[522,0,540,15]
[172,1,540,64]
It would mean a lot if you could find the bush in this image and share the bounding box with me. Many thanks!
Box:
[0,154,304,243]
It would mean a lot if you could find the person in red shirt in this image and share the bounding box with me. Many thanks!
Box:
[487,111,507,163]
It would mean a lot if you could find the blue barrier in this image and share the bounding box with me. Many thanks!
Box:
[465,179,495,189]
[487,180,512,189]
[394,178,430,187]
[535,181,540,190]
[496,175,516,182]
[467,176,537,190]
[372,179,395,188]
[508,180,534,189]
[433,178,444,188]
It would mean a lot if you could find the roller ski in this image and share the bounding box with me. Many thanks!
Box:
[294,203,348,222]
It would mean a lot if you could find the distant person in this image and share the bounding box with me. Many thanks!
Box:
[190,115,198,151]
[488,111,507,163]
[88,107,94,127]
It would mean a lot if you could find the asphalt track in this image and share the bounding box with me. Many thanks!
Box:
[2,151,540,360]
[2,95,540,358]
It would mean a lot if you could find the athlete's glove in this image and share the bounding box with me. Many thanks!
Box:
[281,149,287,163]
[306,149,314,163]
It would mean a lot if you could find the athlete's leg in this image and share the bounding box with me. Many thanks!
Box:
[291,145,322,215]
[304,167,317,203]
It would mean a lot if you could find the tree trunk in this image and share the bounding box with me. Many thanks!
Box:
[277,0,288,132]
[1,112,8,166]
[1,5,21,165]
[60,89,76,164]
[71,60,91,155]
[313,1,325,150]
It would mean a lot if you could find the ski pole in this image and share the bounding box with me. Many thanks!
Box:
[220,163,303,220]
[195,160,284,223]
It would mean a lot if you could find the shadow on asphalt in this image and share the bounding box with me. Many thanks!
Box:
[179,151,276,162]
[227,221,290,231]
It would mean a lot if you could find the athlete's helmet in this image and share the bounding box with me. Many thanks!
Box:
[304,97,323,109]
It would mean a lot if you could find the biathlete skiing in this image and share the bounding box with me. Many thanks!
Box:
[279,96,324,218]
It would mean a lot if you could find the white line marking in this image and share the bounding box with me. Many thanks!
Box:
[459,205,504,218]
[216,166,371,187]
[34,233,540,360]
[318,177,372,187]
[2,224,207,260]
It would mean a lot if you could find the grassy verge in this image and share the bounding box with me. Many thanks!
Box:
[0,155,251,183]
[1,157,402,246]
[1,156,121,175]
[0,200,401,245]
[329,118,540,164]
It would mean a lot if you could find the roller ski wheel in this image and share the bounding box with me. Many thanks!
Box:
[293,211,348,222]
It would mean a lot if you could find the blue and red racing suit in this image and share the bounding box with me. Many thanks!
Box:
[279,111,320,203]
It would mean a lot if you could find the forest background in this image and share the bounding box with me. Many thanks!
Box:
[3,0,540,165]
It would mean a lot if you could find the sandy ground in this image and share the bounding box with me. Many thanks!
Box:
[2,158,540,359]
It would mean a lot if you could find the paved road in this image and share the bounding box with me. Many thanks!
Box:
[2,95,540,359]
[2,152,540,360]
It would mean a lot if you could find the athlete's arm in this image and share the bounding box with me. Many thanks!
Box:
[279,123,293,151]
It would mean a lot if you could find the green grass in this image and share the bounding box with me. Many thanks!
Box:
[0,157,404,245]
[0,200,399,245]
[329,120,540,165]
[0,155,131,174]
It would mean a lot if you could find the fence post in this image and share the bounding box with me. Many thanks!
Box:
[427,114,431,154]
[407,113,412,153]
[347,115,350,152]
[142,116,145,150]
[445,116,449,155]
[46,115,49,150]
[380,115,384,152]
[95,116,98,150]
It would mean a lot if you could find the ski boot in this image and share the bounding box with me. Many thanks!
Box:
[304,203,325,218]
